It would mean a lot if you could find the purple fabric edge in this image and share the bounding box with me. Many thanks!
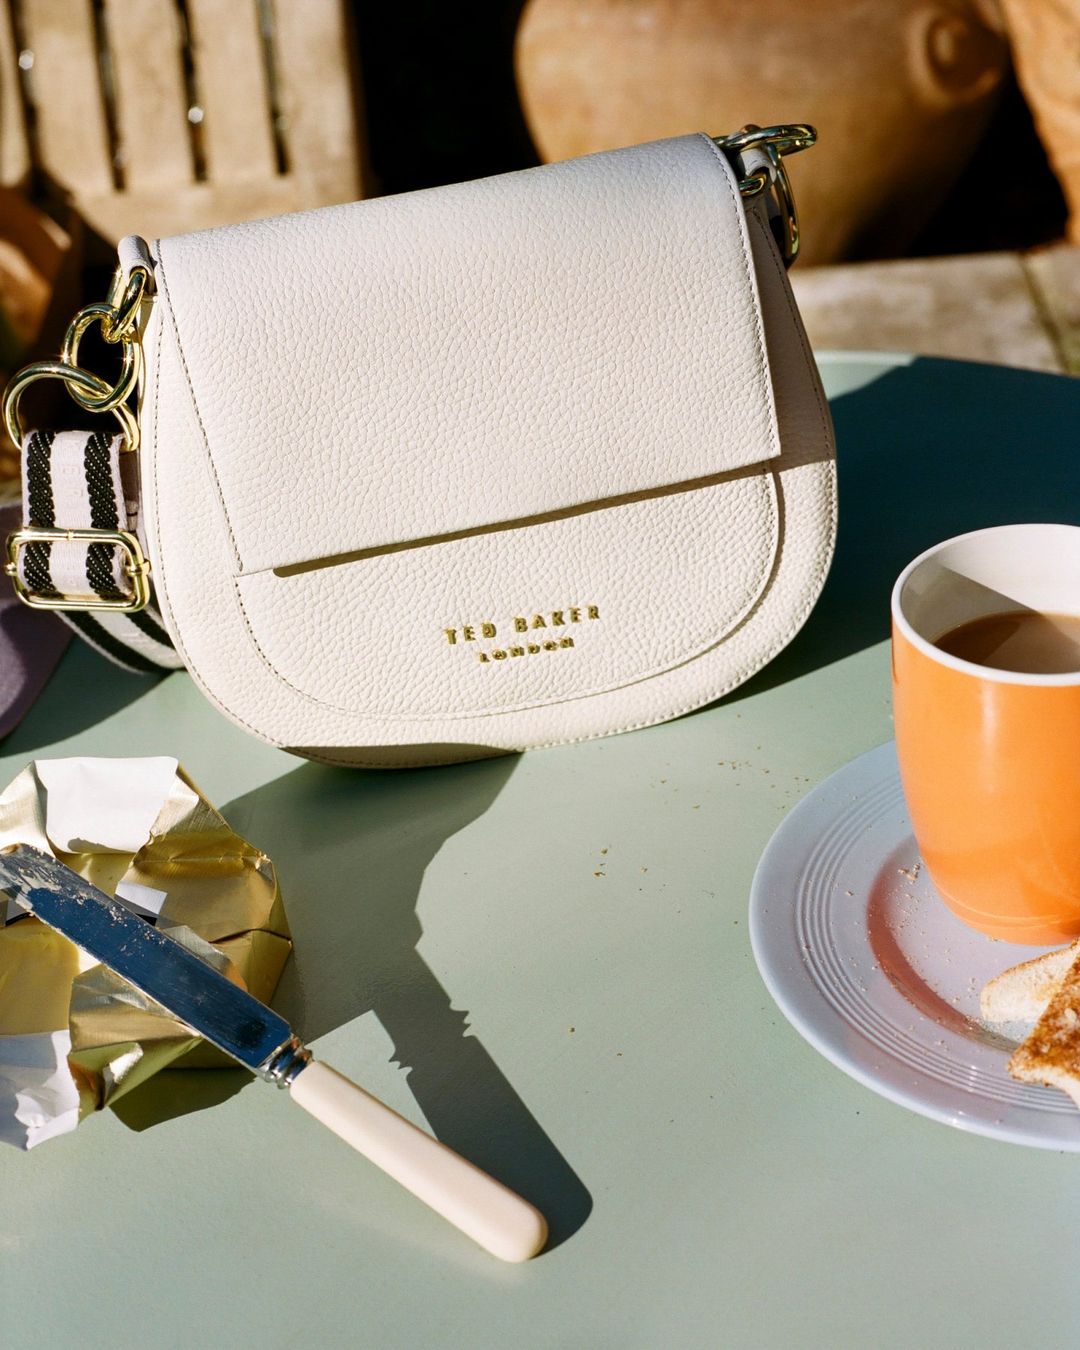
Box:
[0,500,71,739]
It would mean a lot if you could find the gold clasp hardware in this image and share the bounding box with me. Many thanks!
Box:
[4,527,152,613]
[2,262,150,452]
[712,123,816,266]
[2,262,153,613]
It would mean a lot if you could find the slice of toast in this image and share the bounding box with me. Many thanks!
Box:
[1009,945,1080,1107]
[980,939,1080,1028]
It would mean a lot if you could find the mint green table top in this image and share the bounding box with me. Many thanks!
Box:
[4,353,1080,1349]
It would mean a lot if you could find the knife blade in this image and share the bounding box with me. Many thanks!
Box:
[0,843,547,1262]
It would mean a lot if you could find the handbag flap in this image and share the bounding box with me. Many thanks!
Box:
[143,133,780,575]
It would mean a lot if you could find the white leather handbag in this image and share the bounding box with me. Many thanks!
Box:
[4,125,835,767]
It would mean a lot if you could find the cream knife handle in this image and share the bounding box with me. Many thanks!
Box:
[289,1061,547,1262]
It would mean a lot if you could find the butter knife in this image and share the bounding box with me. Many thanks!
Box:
[0,843,547,1262]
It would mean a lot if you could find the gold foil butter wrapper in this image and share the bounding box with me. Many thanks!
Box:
[0,757,290,1149]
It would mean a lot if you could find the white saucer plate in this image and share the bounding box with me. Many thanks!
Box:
[749,741,1080,1150]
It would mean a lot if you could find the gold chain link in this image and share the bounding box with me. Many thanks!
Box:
[2,263,150,453]
[712,123,816,265]
[1,262,153,613]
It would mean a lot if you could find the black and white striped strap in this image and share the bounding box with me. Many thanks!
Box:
[19,429,183,673]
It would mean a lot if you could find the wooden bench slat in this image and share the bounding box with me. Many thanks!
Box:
[790,253,1064,374]
[0,0,29,184]
[21,0,112,195]
[105,0,192,191]
[188,0,276,184]
[81,174,347,238]
[274,0,363,205]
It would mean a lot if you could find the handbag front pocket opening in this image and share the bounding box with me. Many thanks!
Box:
[236,471,780,722]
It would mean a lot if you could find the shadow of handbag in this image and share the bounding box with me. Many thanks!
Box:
[4,126,835,767]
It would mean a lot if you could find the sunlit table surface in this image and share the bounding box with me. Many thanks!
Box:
[4,353,1080,1350]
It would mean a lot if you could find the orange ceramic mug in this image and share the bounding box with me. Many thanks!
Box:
[892,524,1080,944]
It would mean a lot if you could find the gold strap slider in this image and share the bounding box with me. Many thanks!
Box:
[4,527,151,613]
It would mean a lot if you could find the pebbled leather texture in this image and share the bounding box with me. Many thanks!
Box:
[133,133,836,766]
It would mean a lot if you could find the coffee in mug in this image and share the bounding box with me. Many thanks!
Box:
[892,524,1080,943]
[934,610,1080,674]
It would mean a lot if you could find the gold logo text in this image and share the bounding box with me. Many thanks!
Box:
[442,605,600,664]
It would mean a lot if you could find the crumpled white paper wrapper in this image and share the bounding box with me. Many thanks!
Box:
[0,759,177,1148]
[0,755,289,1149]
[0,1031,82,1149]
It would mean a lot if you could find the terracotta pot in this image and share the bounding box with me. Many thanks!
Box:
[0,191,78,482]
[999,0,1080,243]
[515,0,1009,263]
